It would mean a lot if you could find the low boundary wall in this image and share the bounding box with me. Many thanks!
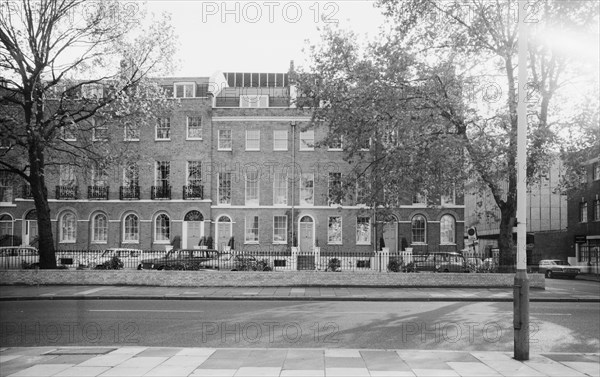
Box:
[0,270,545,289]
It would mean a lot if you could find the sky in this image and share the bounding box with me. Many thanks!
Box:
[145,0,386,77]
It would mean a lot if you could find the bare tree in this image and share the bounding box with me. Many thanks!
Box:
[0,0,177,267]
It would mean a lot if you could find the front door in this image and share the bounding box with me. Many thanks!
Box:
[299,216,314,252]
[216,215,232,251]
[183,211,204,249]
[24,210,38,246]
[184,221,203,248]
[383,221,398,252]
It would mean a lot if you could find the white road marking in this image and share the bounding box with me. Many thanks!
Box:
[89,309,204,313]
[74,287,106,295]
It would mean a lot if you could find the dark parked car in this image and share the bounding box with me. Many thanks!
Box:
[414,252,469,273]
[140,249,218,270]
[200,253,270,271]
[538,259,580,279]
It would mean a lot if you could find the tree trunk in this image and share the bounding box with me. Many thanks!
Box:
[498,205,516,272]
[29,147,57,269]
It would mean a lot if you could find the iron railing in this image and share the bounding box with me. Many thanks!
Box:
[1,247,535,273]
[55,185,78,199]
[151,185,171,200]
[88,185,109,200]
[183,185,204,199]
[119,185,140,200]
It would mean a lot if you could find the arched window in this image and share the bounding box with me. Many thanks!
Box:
[184,210,204,222]
[0,214,14,238]
[411,215,426,244]
[91,213,108,243]
[155,213,170,242]
[440,215,456,244]
[123,213,139,243]
[59,211,77,243]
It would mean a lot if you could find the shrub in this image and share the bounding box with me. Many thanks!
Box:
[387,260,401,272]
[95,256,124,270]
[327,258,341,272]
[402,262,416,273]
[255,259,272,271]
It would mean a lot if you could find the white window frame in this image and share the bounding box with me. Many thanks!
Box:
[328,172,342,206]
[174,82,195,98]
[0,172,13,203]
[594,163,600,181]
[273,216,287,244]
[580,202,588,223]
[92,123,108,141]
[154,213,171,243]
[124,122,140,141]
[594,199,600,221]
[440,215,456,245]
[59,211,77,243]
[187,161,202,186]
[356,216,371,245]
[91,165,108,187]
[155,118,171,141]
[91,213,108,244]
[218,129,232,151]
[328,216,342,245]
[411,215,427,244]
[273,172,287,205]
[186,116,202,140]
[299,130,314,151]
[218,172,232,205]
[59,165,76,187]
[122,213,139,243]
[246,130,261,151]
[155,161,170,187]
[0,214,14,239]
[273,130,288,151]
[300,173,314,206]
[123,163,139,187]
[245,169,259,206]
[245,215,259,243]
[61,122,77,141]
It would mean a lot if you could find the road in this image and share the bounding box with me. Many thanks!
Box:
[1,299,598,353]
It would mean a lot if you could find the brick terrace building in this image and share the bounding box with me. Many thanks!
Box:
[567,157,600,273]
[0,69,464,258]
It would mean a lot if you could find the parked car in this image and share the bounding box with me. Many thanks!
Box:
[77,248,146,270]
[200,253,265,271]
[140,249,218,270]
[466,257,484,272]
[414,252,469,273]
[0,246,39,269]
[538,259,580,279]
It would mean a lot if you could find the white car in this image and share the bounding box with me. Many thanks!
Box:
[82,248,146,269]
[0,246,39,269]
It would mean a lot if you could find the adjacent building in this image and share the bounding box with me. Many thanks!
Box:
[567,157,600,273]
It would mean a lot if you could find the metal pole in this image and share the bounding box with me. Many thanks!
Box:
[514,0,530,361]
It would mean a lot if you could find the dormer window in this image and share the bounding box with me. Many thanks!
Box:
[174,82,195,98]
[240,95,268,108]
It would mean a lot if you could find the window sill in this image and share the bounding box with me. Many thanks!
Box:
[155,139,171,142]
[153,241,170,244]
[356,242,371,246]
[328,242,343,246]
[218,149,232,152]
[245,149,261,152]
[59,241,76,244]
[244,241,259,245]
[328,148,343,152]
[124,139,140,142]
[272,241,287,245]
[122,241,139,244]
[187,138,203,141]
[91,241,108,244]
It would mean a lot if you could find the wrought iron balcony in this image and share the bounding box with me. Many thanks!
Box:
[56,185,78,199]
[21,185,33,199]
[151,185,171,200]
[119,185,140,200]
[88,185,109,200]
[183,185,204,200]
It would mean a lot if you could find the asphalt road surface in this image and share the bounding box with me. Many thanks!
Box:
[1,299,598,353]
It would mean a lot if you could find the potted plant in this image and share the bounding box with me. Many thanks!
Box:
[198,236,208,249]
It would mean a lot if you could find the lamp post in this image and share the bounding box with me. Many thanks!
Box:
[514,0,530,361]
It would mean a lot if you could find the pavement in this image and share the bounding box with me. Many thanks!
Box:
[0,276,599,376]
